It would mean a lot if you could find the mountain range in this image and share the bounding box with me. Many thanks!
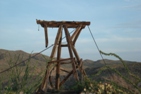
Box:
[0,48,141,75]
[0,49,141,93]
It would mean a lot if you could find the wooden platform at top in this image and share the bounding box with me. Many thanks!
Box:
[36,19,90,28]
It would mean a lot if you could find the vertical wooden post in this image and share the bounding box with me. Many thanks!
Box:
[39,26,63,92]
[44,25,48,47]
[49,25,63,89]
[36,20,90,93]
[55,26,62,90]
[50,25,63,59]
[64,25,79,81]
[40,63,51,92]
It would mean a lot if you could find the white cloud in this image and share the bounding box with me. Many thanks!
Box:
[96,36,141,43]
[115,20,141,28]
[123,4,141,10]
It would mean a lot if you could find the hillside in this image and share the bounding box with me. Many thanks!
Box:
[0,49,50,71]
[0,49,141,75]
[0,49,141,93]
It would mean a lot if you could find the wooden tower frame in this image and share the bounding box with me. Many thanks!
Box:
[36,19,90,93]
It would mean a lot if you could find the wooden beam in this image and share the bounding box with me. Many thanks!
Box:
[49,75,54,88]
[36,19,90,28]
[72,27,83,46]
[49,58,73,64]
[55,28,62,90]
[60,68,70,73]
[71,25,82,45]
[71,46,81,64]
[40,64,52,92]
[59,70,73,87]
[61,44,68,47]
[64,25,79,81]
[60,61,72,64]
[44,25,48,47]
[50,25,63,59]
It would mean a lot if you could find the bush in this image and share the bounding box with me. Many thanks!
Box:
[0,53,45,94]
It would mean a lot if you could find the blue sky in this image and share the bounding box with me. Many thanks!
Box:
[0,0,141,62]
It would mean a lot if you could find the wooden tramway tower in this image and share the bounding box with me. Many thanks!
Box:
[36,19,90,93]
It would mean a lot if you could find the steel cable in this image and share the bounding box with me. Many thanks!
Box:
[87,26,114,77]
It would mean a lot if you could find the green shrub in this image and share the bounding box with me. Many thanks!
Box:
[0,53,46,94]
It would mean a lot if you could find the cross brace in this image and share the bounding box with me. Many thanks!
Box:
[36,20,90,93]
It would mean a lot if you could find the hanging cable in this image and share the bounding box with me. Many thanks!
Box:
[87,26,107,65]
[87,26,114,77]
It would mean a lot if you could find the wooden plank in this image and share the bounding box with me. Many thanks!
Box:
[36,19,90,28]
[60,68,70,73]
[44,25,48,47]
[49,58,72,63]
[60,61,72,64]
[64,25,79,81]
[61,44,68,47]
[49,75,54,88]
[71,25,82,45]
[71,46,81,64]
[72,27,83,46]
[55,28,62,90]
[50,25,63,59]
[77,59,84,80]
[59,70,73,87]
[40,64,52,92]
[63,25,81,65]
[48,64,57,89]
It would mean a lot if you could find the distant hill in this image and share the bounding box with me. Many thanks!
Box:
[0,49,141,73]
[0,49,50,72]
[83,59,141,93]
[0,49,141,93]
[83,58,138,68]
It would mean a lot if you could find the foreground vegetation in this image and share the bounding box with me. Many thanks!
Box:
[69,50,141,94]
[0,53,45,94]
[0,50,141,94]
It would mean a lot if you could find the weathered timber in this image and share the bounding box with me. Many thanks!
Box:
[64,25,79,81]
[44,25,48,47]
[71,25,83,45]
[36,19,90,93]
[56,27,62,90]
[50,25,63,58]
[36,19,90,28]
